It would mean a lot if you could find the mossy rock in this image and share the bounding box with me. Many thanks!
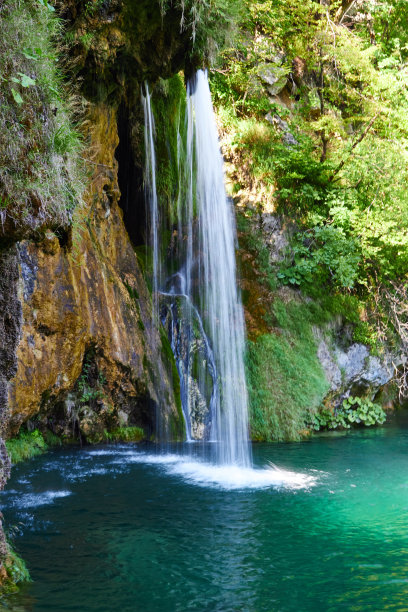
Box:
[103,426,145,443]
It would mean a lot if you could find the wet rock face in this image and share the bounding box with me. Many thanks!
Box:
[7,104,181,440]
[0,248,21,429]
[161,296,214,441]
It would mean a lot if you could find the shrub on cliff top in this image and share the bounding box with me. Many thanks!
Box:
[0,0,84,237]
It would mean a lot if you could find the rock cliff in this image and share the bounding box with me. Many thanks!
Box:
[7,103,183,441]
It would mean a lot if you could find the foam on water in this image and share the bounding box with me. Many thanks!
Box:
[112,451,317,491]
[85,449,137,457]
[7,490,72,509]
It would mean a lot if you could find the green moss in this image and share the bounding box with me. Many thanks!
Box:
[150,74,187,265]
[134,245,153,286]
[103,427,144,443]
[1,543,31,595]
[124,282,140,301]
[247,300,330,441]
[143,354,154,381]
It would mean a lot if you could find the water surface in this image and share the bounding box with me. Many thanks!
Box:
[2,416,408,611]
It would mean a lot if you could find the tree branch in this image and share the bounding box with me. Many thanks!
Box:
[329,113,379,182]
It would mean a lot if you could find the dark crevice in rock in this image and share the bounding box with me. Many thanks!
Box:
[115,103,146,247]
[54,227,72,250]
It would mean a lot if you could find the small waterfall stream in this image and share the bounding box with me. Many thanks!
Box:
[141,84,160,326]
[142,70,251,467]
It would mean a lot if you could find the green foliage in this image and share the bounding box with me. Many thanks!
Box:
[210,0,322,116]
[84,0,105,17]
[77,359,106,405]
[3,543,31,592]
[103,427,144,443]
[352,320,378,348]
[78,372,105,404]
[158,0,241,63]
[0,0,84,232]
[278,225,361,289]
[6,429,60,464]
[308,396,387,431]
[365,0,408,62]
[246,300,330,441]
[211,0,408,301]
[6,430,47,464]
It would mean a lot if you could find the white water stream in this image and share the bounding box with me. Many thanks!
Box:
[142,71,251,467]
[141,83,160,325]
[186,71,251,467]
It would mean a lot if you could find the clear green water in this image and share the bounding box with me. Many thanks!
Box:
[3,415,408,611]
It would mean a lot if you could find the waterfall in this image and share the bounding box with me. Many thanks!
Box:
[186,71,251,467]
[142,71,251,468]
[141,84,160,325]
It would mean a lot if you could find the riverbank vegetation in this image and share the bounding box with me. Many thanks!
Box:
[6,430,61,464]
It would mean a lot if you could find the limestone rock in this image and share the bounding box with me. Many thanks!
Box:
[265,113,298,146]
[317,338,342,391]
[316,332,396,402]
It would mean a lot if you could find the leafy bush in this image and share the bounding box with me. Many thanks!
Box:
[308,397,387,431]
[278,225,361,289]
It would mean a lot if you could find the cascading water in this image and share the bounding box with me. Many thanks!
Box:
[186,71,251,467]
[141,84,160,325]
[142,71,251,468]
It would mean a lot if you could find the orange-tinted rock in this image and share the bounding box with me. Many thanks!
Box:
[8,104,182,440]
